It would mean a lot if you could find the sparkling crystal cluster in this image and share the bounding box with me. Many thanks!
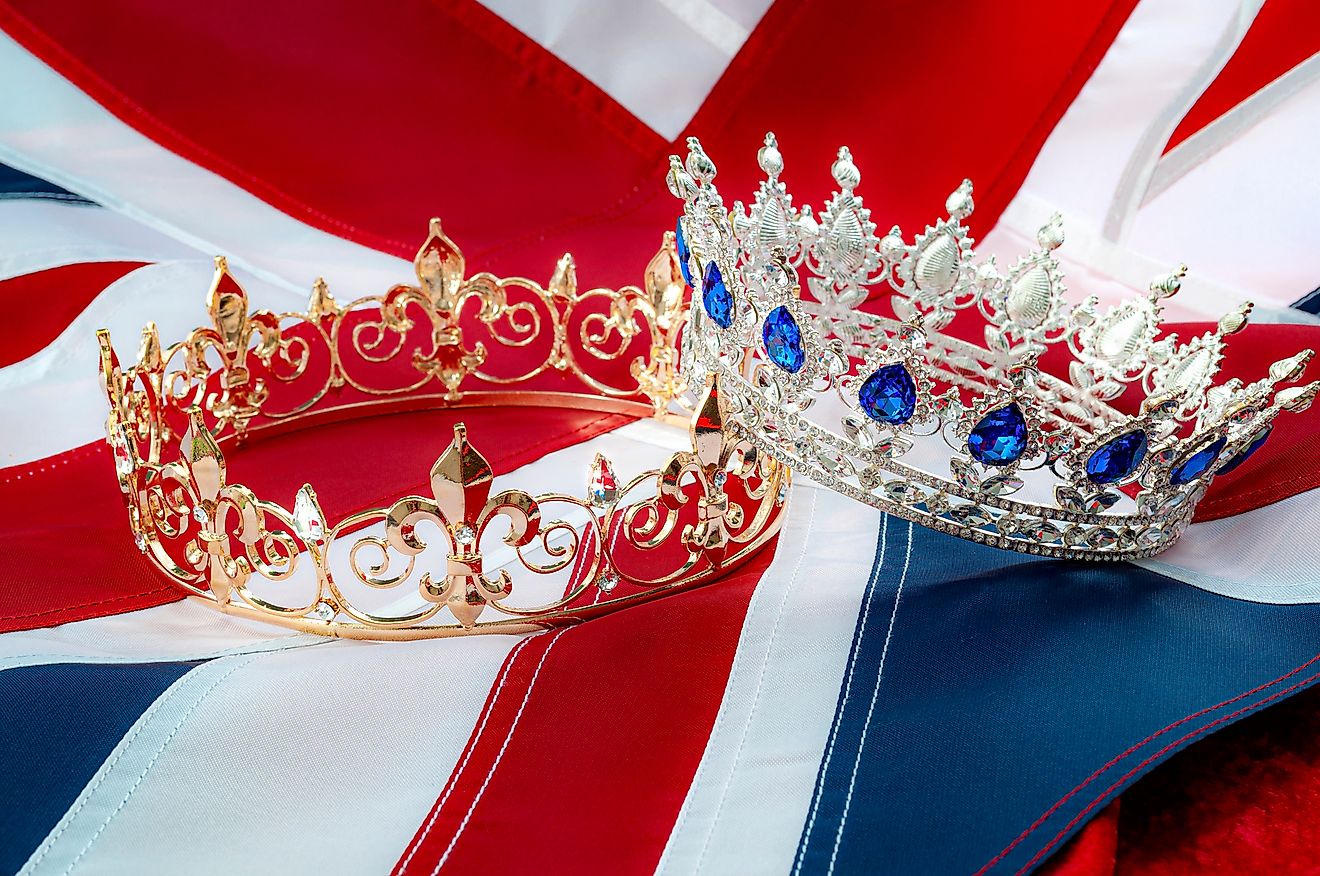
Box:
[666,134,1319,560]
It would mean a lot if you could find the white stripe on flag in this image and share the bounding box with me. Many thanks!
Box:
[658,487,885,874]
[0,260,300,467]
[0,199,197,283]
[16,639,520,876]
[1139,485,1320,605]
[0,30,408,296]
[476,0,773,140]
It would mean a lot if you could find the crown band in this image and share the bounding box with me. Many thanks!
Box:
[99,222,787,638]
[668,134,1317,560]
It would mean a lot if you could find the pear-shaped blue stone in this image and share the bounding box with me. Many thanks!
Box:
[701,261,734,328]
[1169,435,1227,485]
[1085,430,1148,484]
[859,363,917,425]
[1217,426,1271,475]
[762,305,805,373]
[675,217,694,288]
[967,403,1028,467]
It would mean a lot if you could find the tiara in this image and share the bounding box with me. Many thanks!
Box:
[667,134,1318,560]
[98,221,787,638]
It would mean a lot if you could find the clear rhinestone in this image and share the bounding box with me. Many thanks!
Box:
[452,523,477,546]
[842,415,875,450]
[713,470,728,488]
[1138,526,1164,547]
[820,347,848,377]
[596,569,620,593]
[950,458,980,490]
[874,436,913,459]
[817,451,854,476]
[950,504,991,526]
[885,481,925,504]
[1064,526,1089,548]
[776,482,789,503]
[1089,527,1119,548]
[112,438,134,476]
[1029,519,1061,541]
[309,601,335,621]
[857,467,883,490]
[192,506,209,524]
[981,474,1024,497]
[996,515,1024,536]
[134,532,146,551]
[925,492,952,516]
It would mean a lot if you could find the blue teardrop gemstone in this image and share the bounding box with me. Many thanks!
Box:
[675,217,694,288]
[762,305,805,373]
[701,261,734,328]
[1216,426,1271,475]
[1169,435,1228,485]
[967,403,1028,467]
[859,363,917,425]
[1085,430,1148,485]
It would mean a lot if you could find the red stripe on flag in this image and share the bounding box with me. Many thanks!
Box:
[0,261,144,367]
[1165,0,1320,155]
[393,542,778,875]
[0,407,630,633]
[0,0,1135,292]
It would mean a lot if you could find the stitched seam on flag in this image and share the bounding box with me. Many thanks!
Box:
[658,486,815,868]
[430,628,568,873]
[20,655,255,873]
[1017,664,1320,875]
[975,649,1320,875]
[691,489,820,872]
[0,633,324,673]
[0,442,99,484]
[393,632,542,876]
[825,521,914,876]
[792,516,891,876]
[0,587,177,623]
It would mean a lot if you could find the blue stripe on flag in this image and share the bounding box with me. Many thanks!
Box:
[793,520,1320,875]
[0,162,95,205]
[0,661,200,873]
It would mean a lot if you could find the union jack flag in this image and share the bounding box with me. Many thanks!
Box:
[1,2,1318,874]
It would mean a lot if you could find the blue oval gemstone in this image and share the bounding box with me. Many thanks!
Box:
[1216,426,1272,475]
[1085,430,1148,485]
[967,403,1028,467]
[859,363,917,425]
[1169,435,1228,485]
[763,305,805,373]
[701,261,734,328]
[675,217,694,288]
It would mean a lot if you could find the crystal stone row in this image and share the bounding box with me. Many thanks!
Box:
[966,404,1028,466]
[858,363,917,425]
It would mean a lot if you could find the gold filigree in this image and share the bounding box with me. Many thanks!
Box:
[99,224,788,638]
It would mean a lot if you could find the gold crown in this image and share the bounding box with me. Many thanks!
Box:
[98,221,787,638]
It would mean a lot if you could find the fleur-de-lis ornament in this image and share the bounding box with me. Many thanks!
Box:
[185,258,282,437]
[176,410,262,603]
[385,219,488,397]
[655,377,744,564]
[385,424,541,628]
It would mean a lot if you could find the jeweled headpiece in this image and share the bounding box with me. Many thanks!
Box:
[669,134,1317,560]
[99,221,786,637]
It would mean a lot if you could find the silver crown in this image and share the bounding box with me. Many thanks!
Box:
[668,133,1319,560]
